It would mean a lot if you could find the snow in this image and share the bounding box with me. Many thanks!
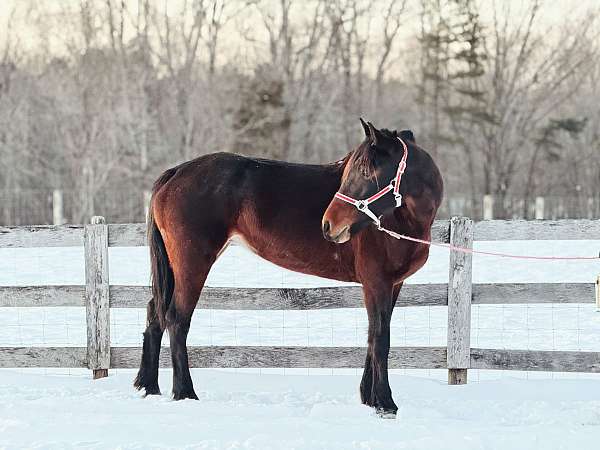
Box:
[1,240,600,448]
[1,240,600,287]
[1,369,600,449]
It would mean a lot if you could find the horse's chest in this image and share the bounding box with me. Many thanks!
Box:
[391,240,430,283]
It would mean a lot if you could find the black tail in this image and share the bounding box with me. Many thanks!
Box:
[148,169,177,330]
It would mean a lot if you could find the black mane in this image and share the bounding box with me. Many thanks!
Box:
[348,128,399,178]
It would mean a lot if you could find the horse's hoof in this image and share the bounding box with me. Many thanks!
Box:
[134,375,161,396]
[172,390,199,401]
[376,407,397,419]
[142,385,161,396]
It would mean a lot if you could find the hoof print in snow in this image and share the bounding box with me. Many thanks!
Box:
[376,408,397,419]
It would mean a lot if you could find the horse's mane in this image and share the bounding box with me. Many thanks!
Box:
[344,128,397,178]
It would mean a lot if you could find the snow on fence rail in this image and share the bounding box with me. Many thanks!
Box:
[1,218,599,383]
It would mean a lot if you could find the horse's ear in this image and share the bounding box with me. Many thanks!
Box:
[367,121,380,146]
[359,118,370,137]
[399,129,415,143]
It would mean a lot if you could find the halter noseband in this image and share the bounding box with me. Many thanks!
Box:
[334,137,408,229]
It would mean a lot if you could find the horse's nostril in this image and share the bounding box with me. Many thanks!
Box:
[322,220,331,236]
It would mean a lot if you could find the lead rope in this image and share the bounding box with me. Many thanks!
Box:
[335,138,599,261]
[376,224,600,261]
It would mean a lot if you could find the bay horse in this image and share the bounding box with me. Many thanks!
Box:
[134,119,443,417]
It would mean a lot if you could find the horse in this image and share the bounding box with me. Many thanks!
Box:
[134,119,443,417]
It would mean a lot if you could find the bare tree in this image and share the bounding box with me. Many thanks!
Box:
[0,0,598,224]
[476,1,597,215]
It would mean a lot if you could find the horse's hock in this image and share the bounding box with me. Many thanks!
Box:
[1,217,600,379]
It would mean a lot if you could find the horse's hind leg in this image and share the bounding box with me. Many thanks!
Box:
[167,238,225,400]
[167,285,202,400]
[134,298,164,395]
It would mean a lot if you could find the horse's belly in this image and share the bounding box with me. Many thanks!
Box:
[227,234,355,283]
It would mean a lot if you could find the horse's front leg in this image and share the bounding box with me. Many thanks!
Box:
[360,283,401,408]
[361,281,398,417]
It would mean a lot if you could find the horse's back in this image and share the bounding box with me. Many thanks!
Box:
[150,152,356,281]
[151,153,247,230]
[153,152,340,211]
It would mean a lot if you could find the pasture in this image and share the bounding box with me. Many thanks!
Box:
[1,219,599,448]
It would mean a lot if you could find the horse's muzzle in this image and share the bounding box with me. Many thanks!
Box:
[322,221,351,243]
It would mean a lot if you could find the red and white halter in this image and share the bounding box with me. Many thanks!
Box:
[334,137,408,229]
[332,137,600,261]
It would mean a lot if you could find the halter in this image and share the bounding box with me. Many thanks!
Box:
[332,139,600,261]
[334,137,408,229]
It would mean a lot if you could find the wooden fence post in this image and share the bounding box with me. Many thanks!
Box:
[483,195,493,220]
[447,216,473,385]
[52,189,64,225]
[84,216,110,379]
[535,196,545,220]
[143,190,152,223]
[596,275,600,312]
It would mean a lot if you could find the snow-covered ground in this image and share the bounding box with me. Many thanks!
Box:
[2,369,600,449]
[1,240,600,448]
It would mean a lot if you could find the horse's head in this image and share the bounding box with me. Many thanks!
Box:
[322,119,413,243]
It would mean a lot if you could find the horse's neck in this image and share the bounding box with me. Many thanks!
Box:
[388,203,434,238]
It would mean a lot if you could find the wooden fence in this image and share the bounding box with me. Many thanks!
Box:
[1,217,599,383]
[2,189,600,226]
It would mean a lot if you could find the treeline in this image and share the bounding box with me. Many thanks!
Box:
[0,0,598,223]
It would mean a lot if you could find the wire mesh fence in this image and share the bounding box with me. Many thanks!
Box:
[1,189,600,225]
[1,237,599,380]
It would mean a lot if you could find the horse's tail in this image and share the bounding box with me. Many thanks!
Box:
[148,169,177,331]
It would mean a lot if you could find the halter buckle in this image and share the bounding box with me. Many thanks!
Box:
[394,194,403,208]
[356,200,367,211]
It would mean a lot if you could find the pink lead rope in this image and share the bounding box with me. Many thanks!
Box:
[334,137,599,261]
[378,227,600,261]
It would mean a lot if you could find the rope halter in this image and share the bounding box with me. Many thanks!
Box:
[334,137,408,229]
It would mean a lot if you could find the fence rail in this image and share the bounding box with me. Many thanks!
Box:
[4,218,600,247]
[1,283,595,309]
[2,346,599,374]
[1,218,599,382]
[2,189,599,226]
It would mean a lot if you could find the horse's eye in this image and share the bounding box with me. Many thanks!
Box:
[360,159,375,178]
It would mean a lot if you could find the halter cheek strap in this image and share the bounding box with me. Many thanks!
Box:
[334,137,408,229]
